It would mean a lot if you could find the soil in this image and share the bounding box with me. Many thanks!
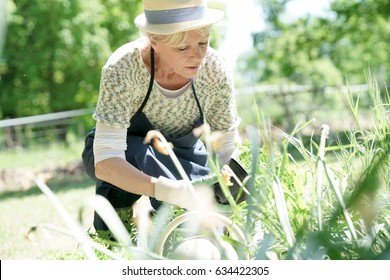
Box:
[0,160,86,191]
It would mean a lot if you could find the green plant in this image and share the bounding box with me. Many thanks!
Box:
[228,76,389,260]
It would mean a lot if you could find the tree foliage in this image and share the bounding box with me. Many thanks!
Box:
[238,0,390,86]
[0,0,141,118]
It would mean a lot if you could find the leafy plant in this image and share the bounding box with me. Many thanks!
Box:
[229,76,389,260]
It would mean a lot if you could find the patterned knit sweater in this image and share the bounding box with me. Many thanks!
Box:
[93,38,240,138]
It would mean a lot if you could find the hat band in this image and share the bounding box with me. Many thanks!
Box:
[145,6,205,25]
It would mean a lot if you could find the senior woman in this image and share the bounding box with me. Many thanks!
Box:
[82,0,241,231]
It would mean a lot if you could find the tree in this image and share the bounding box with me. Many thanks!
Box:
[0,0,141,119]
[238,0,390,86]
[327,0,390,84]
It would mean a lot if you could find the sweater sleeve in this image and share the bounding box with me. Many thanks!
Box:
[201,50,241,133]
[215,128,242,165]
[93,64,133,129]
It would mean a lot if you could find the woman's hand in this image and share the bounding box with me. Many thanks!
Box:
[154,176,213,210]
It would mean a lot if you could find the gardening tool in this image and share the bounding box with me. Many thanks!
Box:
[152,158,249,260]
[213,158,249,204]
[154,210,247,260]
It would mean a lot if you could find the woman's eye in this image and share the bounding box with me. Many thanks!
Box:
[178,46,189,51]
[177,42,208,52]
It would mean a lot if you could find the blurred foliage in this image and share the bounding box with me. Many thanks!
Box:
[0,0,142,119]
[234,83,390,259]
[237,0,390,86]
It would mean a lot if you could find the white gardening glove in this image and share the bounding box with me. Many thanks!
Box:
[154,176,213,210]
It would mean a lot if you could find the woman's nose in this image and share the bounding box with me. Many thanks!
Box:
[190,46,202,59]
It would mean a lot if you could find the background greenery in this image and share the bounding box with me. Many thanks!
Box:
[1,0,141,119]
[237,0,390,87]
[0,0,389,260]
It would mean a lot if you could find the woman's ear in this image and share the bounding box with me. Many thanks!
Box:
[148,36,159,52]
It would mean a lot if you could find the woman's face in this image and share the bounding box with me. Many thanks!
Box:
[154,30,210,79]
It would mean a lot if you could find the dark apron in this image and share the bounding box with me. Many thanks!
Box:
[82,48,209,230]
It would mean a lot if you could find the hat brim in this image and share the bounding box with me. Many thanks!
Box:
[134,9,224,35]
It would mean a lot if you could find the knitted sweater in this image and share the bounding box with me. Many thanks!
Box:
[93,38,240,138]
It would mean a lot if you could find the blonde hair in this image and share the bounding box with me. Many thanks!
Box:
[147,26,211,48]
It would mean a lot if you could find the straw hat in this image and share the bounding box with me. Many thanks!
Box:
[134,0,224,35]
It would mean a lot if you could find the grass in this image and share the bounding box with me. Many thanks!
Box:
[0,76,389,260]
[0,174,94,259]
[0,138,95,259]
[233,76,389,260]
[0,140,85,170]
